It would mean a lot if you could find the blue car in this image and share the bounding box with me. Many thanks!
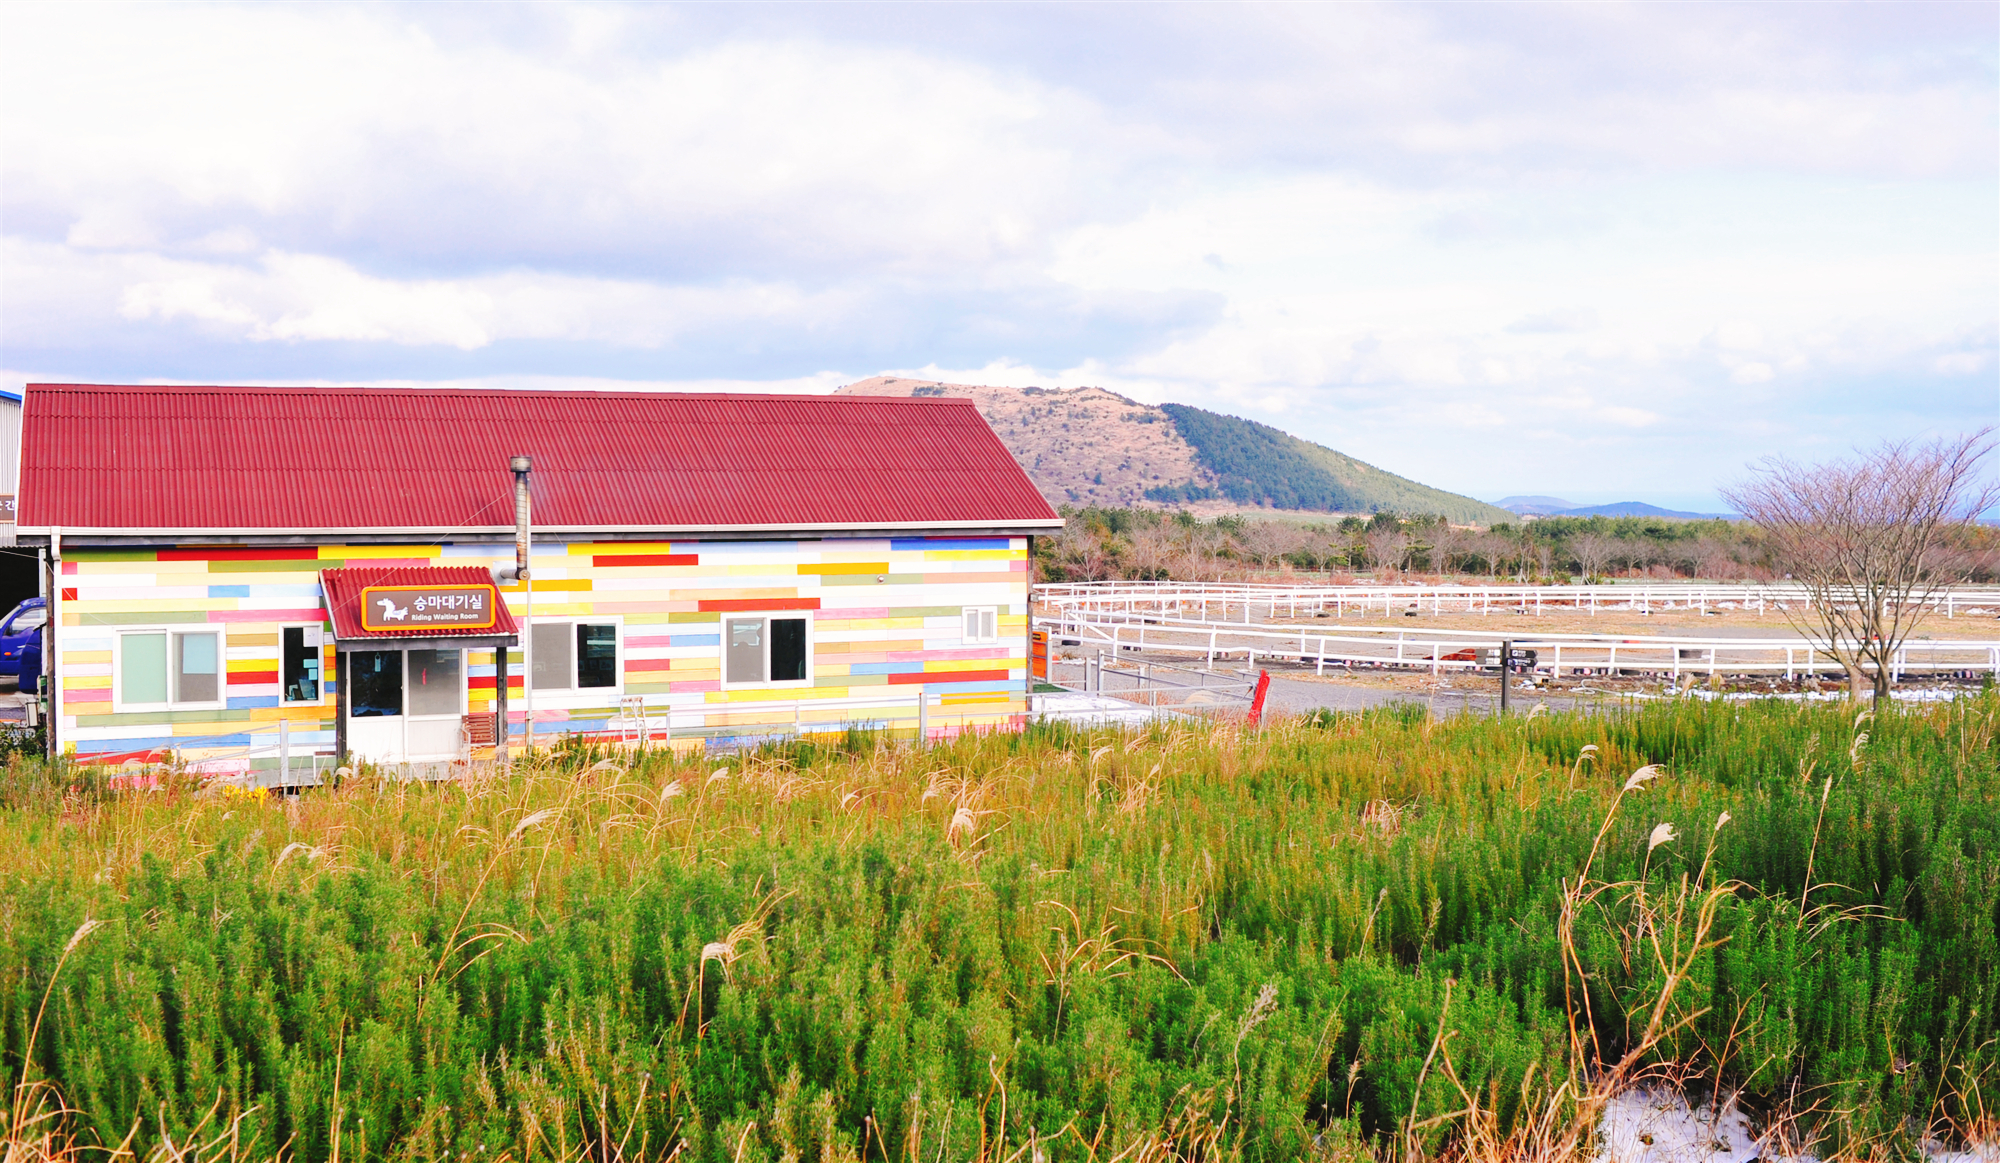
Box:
[0,598,47,691]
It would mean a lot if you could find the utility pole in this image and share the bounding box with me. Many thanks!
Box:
[1499,638,1512,716]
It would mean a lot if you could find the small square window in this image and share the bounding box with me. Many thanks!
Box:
[962,607,998,645]
[531,620,621,691]
[723,615,811,687]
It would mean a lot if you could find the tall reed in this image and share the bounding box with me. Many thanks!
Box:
[0,698,1992,1161]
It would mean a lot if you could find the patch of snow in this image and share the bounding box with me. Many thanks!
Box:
[1596,1089,1996,1163]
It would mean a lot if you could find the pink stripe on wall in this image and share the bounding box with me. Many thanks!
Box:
[625,634,676,647]
[64,688,111,703]
[815,608,890,620]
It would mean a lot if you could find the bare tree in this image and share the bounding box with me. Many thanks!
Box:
[1426,523,1468,578]
[1051,516,1114,581]
[1570,532,1616,582]
[1691,537,1737,581]
[1723,432,1999,703]
[1616,538,1655,578]
[1473,532,1509,578]
[1178,523,1229,581]
[1127,523,1176,580]
[1364,526,1410,577]
[1237,520,1304,573]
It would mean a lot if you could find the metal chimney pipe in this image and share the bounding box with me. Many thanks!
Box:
[509,456,534,754]
[510,455,533,582]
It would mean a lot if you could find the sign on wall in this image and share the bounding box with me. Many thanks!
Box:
[358,584,498,632]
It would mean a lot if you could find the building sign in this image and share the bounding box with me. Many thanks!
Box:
[358,584,498,632]
[0,495,15,523]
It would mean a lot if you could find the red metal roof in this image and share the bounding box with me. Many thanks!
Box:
[20,384,1060,533]
[322,566,521,641]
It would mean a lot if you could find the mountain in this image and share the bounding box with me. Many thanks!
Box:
[835,377,1515,525]
[1495,495,1577,516]
[1551,501,1727,519]
[1497,496,1730,519]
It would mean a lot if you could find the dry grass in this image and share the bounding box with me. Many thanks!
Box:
[2,701,1995,1162]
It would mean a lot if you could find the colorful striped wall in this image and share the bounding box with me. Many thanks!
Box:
[54,536,1030,768]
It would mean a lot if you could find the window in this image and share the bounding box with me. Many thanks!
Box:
[407,649,463,716]
[723,615,810,686]
[282,626,323,703]
[350,650,403,717]
[577,623,617,688]
[117,629,223,709]
[7,606,46,635]
[531,621,620,691]
[962,606,998,645]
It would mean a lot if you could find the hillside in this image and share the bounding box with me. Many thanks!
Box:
[836,377,1513,524]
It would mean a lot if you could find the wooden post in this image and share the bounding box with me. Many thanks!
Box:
[494,640,510,765]
[1499,638,1512,715]
[334,647,349,764]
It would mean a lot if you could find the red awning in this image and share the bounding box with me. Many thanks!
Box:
[321,566,520,642]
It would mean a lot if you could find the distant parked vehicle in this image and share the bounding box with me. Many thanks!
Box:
[17,628,40,696]
[0,598,46,689]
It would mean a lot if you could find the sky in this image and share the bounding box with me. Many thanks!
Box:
[2,2,1995,513]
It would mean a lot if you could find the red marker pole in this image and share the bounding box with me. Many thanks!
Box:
[1247,669,1272,726]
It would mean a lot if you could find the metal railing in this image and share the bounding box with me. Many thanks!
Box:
[1038,608,2000,683]
[606,690,1022,745]
[1052,651,1255,708]
[1036,580,2000,621]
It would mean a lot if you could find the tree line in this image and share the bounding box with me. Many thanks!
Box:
[1037,506,2000,586]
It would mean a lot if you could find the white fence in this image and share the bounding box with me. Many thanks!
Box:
[1038,608,2000,683]
[1036,580,2000,621]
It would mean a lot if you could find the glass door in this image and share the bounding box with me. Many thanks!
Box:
[345,648,465,762]
[405,649,464,759]
[347,649,404,760]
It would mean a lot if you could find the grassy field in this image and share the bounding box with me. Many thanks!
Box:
[2,699,1996,1162]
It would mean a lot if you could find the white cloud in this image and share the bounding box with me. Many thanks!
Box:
[0,2,1993,510]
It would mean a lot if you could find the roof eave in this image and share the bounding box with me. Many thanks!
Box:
[15,518,1065,547]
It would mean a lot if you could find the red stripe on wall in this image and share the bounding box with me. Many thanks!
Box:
[158,547,320,561]
[626,658,673,672]
[886,669,1010,685]
[61,588,77,602]
[698,597,822,613]
[592,554,698,567]
[229,670,279,685]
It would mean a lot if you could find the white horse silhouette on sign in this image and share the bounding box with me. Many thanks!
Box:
[376,598,409,622]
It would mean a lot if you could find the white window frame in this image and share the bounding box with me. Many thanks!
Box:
[113,625,228,712]
[962,606,999,645]
[528,616,625,695]
[280,623,328,706]
[719,612,815,690]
